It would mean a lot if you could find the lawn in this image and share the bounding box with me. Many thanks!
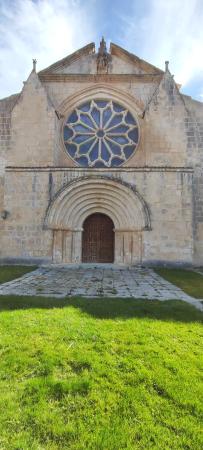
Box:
[155,268,203,299]
[0,295,202,450]
[0,265,37,284]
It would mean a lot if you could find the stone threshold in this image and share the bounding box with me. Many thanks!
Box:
[41,263,142,270]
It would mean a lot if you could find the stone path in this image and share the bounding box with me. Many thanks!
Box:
[0,265,202,311]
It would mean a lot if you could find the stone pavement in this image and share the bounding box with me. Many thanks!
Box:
[0,265,202,311]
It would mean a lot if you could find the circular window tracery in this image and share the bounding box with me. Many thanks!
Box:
[63,99,139,167]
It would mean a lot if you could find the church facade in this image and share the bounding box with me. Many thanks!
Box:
[0,39,203,266]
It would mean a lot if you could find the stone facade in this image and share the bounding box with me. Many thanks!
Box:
[0,41,202,266]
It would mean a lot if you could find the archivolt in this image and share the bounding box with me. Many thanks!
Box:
[58,84,144,118]
[45,176,151,231]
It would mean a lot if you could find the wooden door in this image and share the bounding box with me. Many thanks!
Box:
[82,213,114,263]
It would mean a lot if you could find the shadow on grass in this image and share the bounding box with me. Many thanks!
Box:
[0,295,202,323]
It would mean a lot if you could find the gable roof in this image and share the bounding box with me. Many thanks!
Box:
[38,43,95,75]
[38,41,164,76]
[110,43,163,75]
[0,93,20,113]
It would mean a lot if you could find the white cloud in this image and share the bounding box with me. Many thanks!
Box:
[1,0,203,101]
[122,0,203,91]
[0,0,96,98]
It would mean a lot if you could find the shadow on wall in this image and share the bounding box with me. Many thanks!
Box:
[0,296,202,323]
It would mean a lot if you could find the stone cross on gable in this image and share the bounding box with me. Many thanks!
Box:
[32,59,37,72]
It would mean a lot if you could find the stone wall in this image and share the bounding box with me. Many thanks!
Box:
[38,75,189,169]
[0,46,202,266]
[7,72,57,167]
[1,168,193,265]
[184,97,203,265]
[0,94,20,253]
[1,170,52,263]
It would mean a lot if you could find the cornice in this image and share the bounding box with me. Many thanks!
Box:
[39,73,162,83]
[5,166,194,173]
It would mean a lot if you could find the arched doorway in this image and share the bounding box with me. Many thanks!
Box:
[82,213,114,263]
[45,177,151,264]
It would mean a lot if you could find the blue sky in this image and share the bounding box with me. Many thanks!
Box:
[0,0,203,101]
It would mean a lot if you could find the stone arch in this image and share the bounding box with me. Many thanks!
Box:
[58,84,144,118]
[45,176,151,264]
[45,176,150,231]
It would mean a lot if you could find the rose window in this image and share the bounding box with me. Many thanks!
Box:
[63,100,139,167]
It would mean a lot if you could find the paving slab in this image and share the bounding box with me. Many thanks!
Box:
[0,265,202,311]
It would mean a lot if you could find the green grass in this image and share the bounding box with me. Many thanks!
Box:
[155,268,203,299]
[0,295,202,450]
[0,265,37,284]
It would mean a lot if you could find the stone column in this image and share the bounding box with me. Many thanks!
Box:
[71,229,83,263]
[131,231,142,264]
[114,230,142,265]
[52,230,63,263]
[114,230,124,264]
[63,230,73,263]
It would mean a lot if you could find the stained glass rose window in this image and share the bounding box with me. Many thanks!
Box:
[63,100,139,167]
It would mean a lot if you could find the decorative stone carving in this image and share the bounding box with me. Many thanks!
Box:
[63,99,139,167]
[44,176,150,264]
[1,210,9,220]
[97,37,110,73]
[45,176,151,231]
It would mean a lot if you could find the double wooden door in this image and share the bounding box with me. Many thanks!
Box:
[82,213,114,263]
